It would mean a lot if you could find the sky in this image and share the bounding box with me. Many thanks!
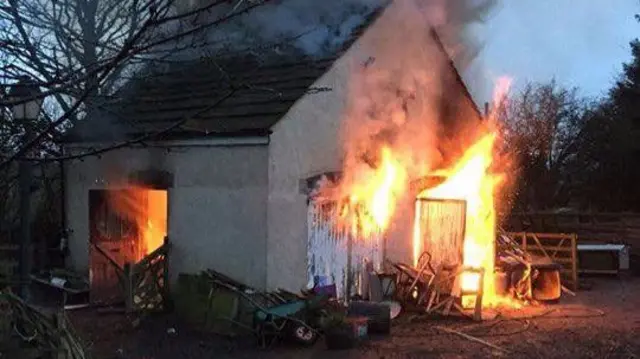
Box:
[465,0,640,105]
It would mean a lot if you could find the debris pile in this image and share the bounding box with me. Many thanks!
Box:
[0,290,87,359]
[202,268,393,350]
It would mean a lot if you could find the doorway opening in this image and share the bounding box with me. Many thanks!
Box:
[88,188,167,304]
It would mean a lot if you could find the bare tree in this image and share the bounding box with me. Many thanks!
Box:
[0,0,272,256]
[0,0,269,164]
[499,81,593,210]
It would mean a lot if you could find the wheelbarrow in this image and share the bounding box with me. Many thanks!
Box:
[205,271,329,348]
[252,296,325,348]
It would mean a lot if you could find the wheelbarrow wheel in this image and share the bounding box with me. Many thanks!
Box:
[287,322,318,346]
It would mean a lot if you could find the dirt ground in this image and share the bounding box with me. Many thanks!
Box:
[69,275,640,359]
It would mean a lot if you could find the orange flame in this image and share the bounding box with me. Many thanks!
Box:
[332,77,512,308]
[340,147,407,237]
[143,190,167,255]
[108,188,167,260]
[418,133,504,306]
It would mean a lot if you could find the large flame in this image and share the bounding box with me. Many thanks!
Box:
[339,147,408,237]
[417,132,503,306]
[337,130,506,307]
[330,76,511,308]
[318,0,512,309]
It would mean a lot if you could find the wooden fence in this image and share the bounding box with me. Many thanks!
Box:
[506,232,579,292]
[506,212,640,254]
[123,237,171,312]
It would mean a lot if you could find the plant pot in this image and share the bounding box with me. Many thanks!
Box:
[325,317,368,350]
[347,301,391,334]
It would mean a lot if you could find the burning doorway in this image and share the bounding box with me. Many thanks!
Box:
[88,188,168,305]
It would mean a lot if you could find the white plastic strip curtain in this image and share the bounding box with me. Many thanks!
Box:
[307,201,383,299]
[414,198,467,270]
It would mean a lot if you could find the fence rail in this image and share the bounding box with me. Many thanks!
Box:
[506,212,640,255]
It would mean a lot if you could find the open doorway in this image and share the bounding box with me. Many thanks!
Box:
[88,188,167,305]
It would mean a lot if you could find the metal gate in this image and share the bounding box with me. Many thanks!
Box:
[307,201,383,299]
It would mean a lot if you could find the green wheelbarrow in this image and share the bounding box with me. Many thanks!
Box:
[252,298,322,348]
[207,274,329,349]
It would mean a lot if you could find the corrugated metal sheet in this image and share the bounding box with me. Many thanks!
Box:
[307,202,383,299]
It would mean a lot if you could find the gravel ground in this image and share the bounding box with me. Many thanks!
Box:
[69,275,640,359]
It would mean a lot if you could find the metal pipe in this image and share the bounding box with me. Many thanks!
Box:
[59,158,67,258]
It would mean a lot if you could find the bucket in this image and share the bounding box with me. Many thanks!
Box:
[532,267,561,301]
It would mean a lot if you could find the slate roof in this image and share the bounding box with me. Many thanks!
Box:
[64,9,381,143]
[64,7,481,143]
[65,56,340,142]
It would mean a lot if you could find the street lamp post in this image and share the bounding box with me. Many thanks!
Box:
[8,76,43,300]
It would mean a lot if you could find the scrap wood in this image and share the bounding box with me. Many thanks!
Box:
[561,285,576,296]
[498,305,605,320]
[435,325,510,354]
[456,319,532,337]
[2,290,87,359]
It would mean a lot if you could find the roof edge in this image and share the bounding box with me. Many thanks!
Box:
[61,129,272,145]
[428,28,484,120]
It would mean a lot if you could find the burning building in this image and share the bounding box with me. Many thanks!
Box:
[61,0,503,305]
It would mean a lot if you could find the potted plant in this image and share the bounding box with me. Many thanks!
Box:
[323,311,367,350]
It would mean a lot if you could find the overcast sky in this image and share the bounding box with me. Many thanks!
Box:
[464,0,640,105]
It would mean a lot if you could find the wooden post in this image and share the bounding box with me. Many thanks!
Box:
[123,262,133,312]
[473,268,484,322]
[571,233,578,292]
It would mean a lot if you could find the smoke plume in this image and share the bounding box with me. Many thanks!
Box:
[174,0,387,60]
[333,0,498,202]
